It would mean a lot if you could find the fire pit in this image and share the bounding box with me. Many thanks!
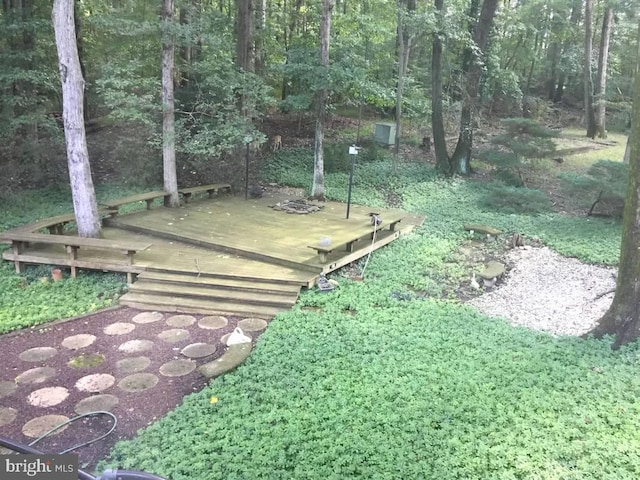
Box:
[270,199,324,214]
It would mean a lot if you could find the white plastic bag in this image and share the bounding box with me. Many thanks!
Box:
[226,327,251,346]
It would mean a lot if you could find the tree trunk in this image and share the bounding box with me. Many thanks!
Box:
[254,0,266,74]
[431,0,449,174]
[588,21,640,349]
[594,7,613,139]
[235,0,254,72]
[162,0,179,207]
[553,0,582,104]
[310,0,333,200]
[584,0,597,138]
[450,0,498,176]
[52,0,100,238]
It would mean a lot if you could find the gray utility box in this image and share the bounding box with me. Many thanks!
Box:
[374,122,396,146]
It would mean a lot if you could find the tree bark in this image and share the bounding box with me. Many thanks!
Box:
[162,0,179,207]
[584,0,597,138]
[311,0,333,201]
[594,7,613,139]
[52,0,100,238]
[450,0,498,175]
[235,0,254,72]
[588,20,640,349]
[431,0,449,174]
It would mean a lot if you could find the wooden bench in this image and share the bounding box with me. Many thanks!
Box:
[179,183,232,203]
[0,232,152,283]
[11,209,113,235]
[308,216,404,263]
[100,191,172,216]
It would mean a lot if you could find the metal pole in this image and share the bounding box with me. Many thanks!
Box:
[346,152,355,219]
[244,142,250,200]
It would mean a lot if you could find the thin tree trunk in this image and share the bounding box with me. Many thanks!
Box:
[162,0,179,207]
[450,0,498,175]
[588,20,640,349]
[52,0,100,237]
[554,0,582,103]
[584,0,597,138]
[432,0,449,174]
[311,0,333,200]
[595,7,613,139]
[254,0,266,74]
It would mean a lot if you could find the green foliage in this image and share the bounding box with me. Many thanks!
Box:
[560,160,629,217]
[479,118,559,187]
[0,261,125,334]
[479,183,553,215]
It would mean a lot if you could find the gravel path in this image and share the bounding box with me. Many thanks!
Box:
[467,246,617,336]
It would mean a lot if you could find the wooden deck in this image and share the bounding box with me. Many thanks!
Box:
[1,190,424,316]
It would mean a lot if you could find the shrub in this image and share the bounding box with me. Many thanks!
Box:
[560,160,628,217]
[480,183,553,215]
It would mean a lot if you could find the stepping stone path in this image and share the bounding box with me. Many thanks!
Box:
[0,308,271,466]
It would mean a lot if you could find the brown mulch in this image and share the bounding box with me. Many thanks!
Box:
[0,307,268,474]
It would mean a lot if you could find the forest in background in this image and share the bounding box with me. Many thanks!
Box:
[1,0,639,194]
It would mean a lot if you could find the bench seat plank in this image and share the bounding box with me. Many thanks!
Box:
[179,183,232,203]
[0,232,152,282]
[101,191,171,215]
[308,216,404,263]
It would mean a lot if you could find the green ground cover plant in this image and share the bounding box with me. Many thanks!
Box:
[0,141,630,477]
[98,148,635,479]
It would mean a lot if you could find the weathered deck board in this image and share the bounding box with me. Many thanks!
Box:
[1,190,424,315]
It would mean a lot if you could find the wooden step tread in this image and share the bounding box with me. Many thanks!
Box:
[137,271,301,293]
[119,292,285,318]
[129,281,298,306]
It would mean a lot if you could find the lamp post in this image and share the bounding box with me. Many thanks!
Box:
[346,144,360,219]
[243,134,252,200]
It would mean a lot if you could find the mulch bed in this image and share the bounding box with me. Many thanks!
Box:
[0,306,268,474]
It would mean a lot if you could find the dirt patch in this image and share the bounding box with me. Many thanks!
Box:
[0,307,269,473]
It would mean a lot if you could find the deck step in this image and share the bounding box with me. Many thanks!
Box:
[119,292,286,318]
[136,271,302,294]
[128,280,298,307]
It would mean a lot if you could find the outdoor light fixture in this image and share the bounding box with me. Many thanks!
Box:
[346,144,360,219]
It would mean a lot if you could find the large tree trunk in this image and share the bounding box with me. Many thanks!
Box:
[235,0,254,72]
[594,7,613,139]
[588,21,640,349]
[449,0,498,175]
[162,0,179,207]
[583,0,597,139]
[431,0,449,174]
[310,0,333,201]
[52,0,100,238]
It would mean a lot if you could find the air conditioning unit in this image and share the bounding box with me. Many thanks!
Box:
[374,122,396,146]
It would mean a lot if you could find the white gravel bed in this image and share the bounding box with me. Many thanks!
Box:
[467,246,617,336]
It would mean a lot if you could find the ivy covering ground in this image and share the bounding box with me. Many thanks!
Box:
[98,152,639,479]
[0,147,633,477]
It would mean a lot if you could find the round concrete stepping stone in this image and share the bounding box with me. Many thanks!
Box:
[159,359,196,377]
[157,328,190,343]
[198,315,228,330]
[132,311,164,324]
[22,415,69,438]
[27,386,69,407]
[166,314,196,327]
[238,317,268,332]
[181,343,217,359]
[68,353,106,369]
[74,394,120,415]
[116,356,151,374]
[61,333,96,350]
[15,367,57,385]
[117,373,158,393]
[19,346,58,362]
[104,322,136,335]
[75,374,115,393]
[118,339,155,353]
[0,381,17,398]
[0,407,17,427]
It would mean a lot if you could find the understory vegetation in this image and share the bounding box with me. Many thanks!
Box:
[0,130,634,477]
